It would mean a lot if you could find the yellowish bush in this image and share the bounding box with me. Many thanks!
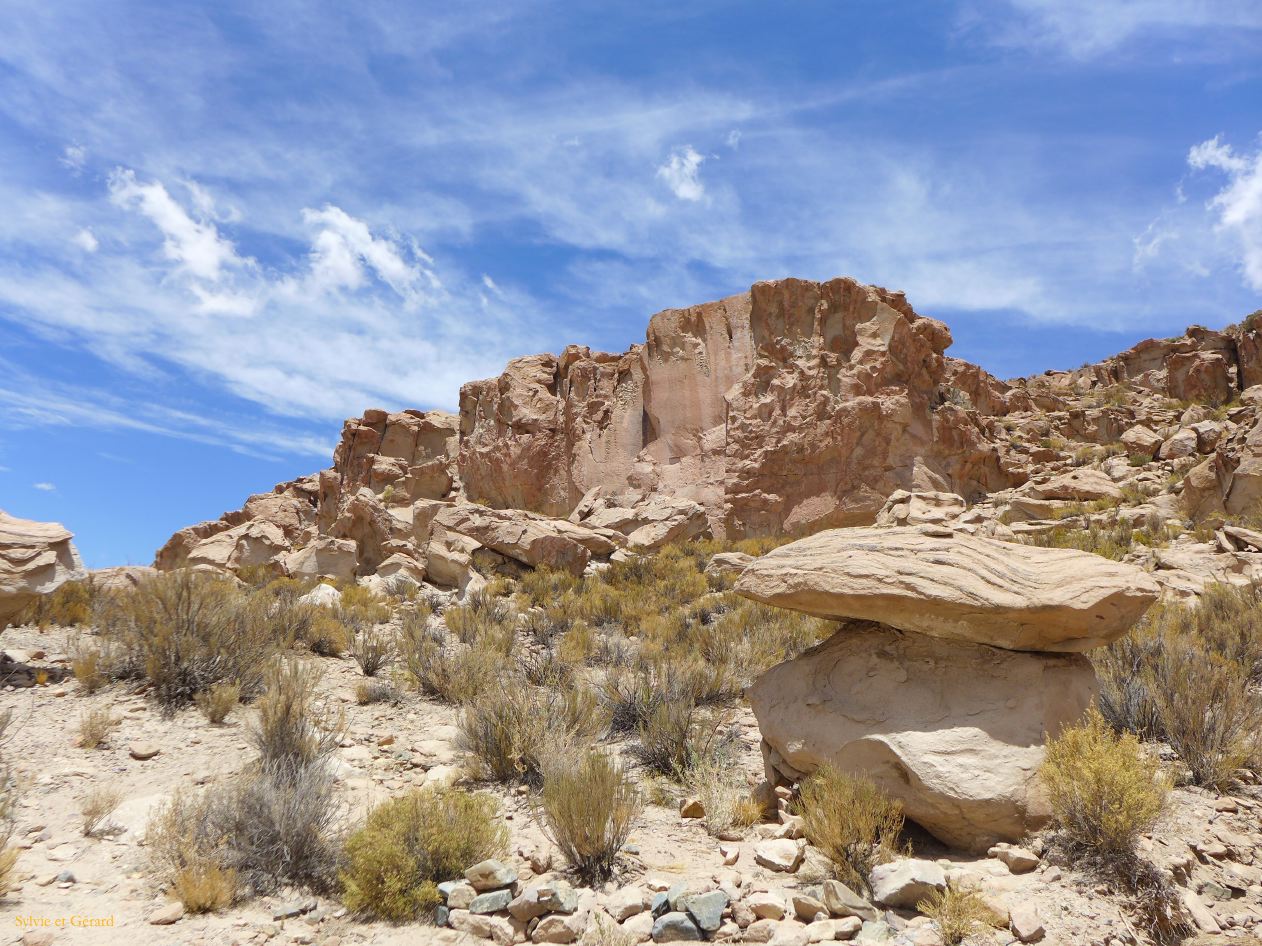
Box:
[78,708,118,750]
[918,883,1004,945]
[16,579,92,627]
[195,681,240,724]
[341,787,507,920]
[81,784,123,837]
[796,765,904,895]
[250,661,344,771]
[538,751,641,883]
[1040,708,1169,864]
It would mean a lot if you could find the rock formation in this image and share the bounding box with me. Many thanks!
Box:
[734,526,1160,652]
[153,278,1262,598]
[0,510,86,627]
[741,526,1159,849]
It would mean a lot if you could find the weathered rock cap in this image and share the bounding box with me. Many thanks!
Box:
[735,526,1159,652]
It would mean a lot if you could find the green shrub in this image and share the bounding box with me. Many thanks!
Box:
[1040,708,1169,865]
[795,766,904,895]
[341,787,507,920]
[538,751,641,883]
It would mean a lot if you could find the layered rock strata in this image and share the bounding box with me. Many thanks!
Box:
[0,511,86,627]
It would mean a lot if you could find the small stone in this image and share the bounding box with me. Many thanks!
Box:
[55,869,76,884]
[754,839,804,873]
[440,879,478,909]
[21,933,55,946]
[129,741,161,761]
[791,893,827,923]
[820,879,878,921]
[808,917,861,941]
[376,734,395,746]
[652,911,703,942]
[868,860,946,909]
[1008,904,1045,943]
[466,858,518,891]
[531,911,587,943]
[680,797,705,819]
[148,903,185,928]
[746,891,787,920]
[605,887,649,921]
[471,888,514,914]
[989,844,1040,874]
[681,890,729,932]
[720,844,740,866]
[450,909,515,946]
[273,899,317,920]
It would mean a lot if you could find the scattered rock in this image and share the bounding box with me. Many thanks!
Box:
[148,901,185,925]
[754,839,804,873]
[868,860,947,909]
[680,797,705,819]
[1008,904,1046,943]
[465,858,518,891]
[128,742,161,761]
[652,911,703,942]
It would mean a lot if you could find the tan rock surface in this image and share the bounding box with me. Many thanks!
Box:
[0,510,85,627]
[735,526,1159,652]
[750,622,1096,849]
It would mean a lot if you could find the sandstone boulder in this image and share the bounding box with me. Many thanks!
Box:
[735,527,1159,652]
[874,490,967,527]
[1120,424,1162,458]
[750,622,1096,849]
[1024,469,1121,502]
[0,511,86,628]
[433,503,620,575]
[279,537,358,580]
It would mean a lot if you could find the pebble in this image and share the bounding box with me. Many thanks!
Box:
[128,741,161,760]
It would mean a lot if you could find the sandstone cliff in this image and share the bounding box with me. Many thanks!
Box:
[152,279,1262,588]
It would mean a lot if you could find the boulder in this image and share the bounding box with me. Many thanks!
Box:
[735,527,1158,652]
[1158,427,1199,460]
[874,491,967,528]
[433,503,619,575]
[90,565,157,591]
[279,537,358,580]
[749,622,1096,849]
[1120,424,1162,458]
[0,511,86,628]
[185,519,290,572]
[1024,469,1122,502]
[869,860,946,909]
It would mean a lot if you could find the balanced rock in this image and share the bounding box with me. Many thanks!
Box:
[749,622,1096,849]
[0,511,85,628]
[735,526,1159,652]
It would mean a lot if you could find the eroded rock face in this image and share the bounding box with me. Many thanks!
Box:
[459,277,1012,538]
[0,511,86,627]
[734,527,1160,652]
[750,622,1096,850]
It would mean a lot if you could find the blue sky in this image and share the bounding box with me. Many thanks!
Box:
[2,1,1261,566]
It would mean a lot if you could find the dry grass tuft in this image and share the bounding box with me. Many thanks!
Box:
[195,681,241,724]
[538,750,641,884]
[77,708,119,750]
[795,765,904,896]
[918,883,1004,945]
[81,784,123,837]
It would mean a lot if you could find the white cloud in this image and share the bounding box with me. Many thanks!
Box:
[298,205,438,302]
[107,169,248,282]
[72,228,98,252]
[726,129,741,150]
[1188,135,1262,290]
[32,481,55,491]
[977,0,1262,57]
[59,143,86,173]
[656,146,706,202]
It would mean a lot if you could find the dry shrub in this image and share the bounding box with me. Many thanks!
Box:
[195,681,240,724]
[917,883,1004,946]
[682,752,757,838]
[444,590,514,647]
[70,638,108,696]
[251,660,344,771]
[1041,708,1169,865]
[458,684,605,784]
[81,784,123,837]
[341,786,506,920]
[635,698,733,778]
[1095,588,1262,789]
[538,750,641,884]
[1041,709,1186,943]
[78,708,118,749]
[94,571,274,712]
[795,765,904,895]
[355,680,397,705]
[16,579,93,627]
[350,628,394,677]
[146,788,238,912]
[402,626,505,705]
